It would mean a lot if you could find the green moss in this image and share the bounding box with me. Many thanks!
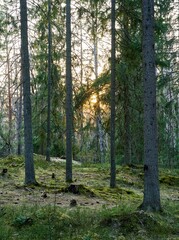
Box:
[160,175,179,186]
[87,186,140,203]
[60,183,96,197]
[0,155,24,168]
[0,155,179,239]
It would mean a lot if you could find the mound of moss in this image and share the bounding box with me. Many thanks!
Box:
[160,175,179,186]
[61,183,96,197]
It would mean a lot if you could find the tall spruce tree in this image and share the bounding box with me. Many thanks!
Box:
[30,0,66,157]
[115,0,143,165]
[140,0,161,211]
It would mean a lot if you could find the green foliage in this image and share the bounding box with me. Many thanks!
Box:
[160,175,179,186]
[13,215,33,228]
[0,203,178,239]
[0,0,177,170]
[29,0,66,158]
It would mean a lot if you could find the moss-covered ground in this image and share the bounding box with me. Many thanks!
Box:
[0,155,178,239]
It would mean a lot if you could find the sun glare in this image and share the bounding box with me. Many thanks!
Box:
[90,94,98,104]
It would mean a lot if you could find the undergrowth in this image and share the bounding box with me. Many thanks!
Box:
[0,203,178,240]
[0,155,178,240]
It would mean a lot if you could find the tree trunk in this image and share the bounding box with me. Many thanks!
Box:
[124,77,131,165]
[140,0,161,211]
[110,0,116,188]
[97,115,105,163]
[6,38,12,154]
[17,79,23,155]
[122,7,131,165]
[46,0,52,161]
[79,15,84,152]
[66,0,73,182]
[20,0,36,185]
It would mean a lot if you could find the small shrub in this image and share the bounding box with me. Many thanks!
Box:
[13,215,33,228]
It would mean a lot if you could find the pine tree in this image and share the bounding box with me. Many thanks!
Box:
[66,0,73,182]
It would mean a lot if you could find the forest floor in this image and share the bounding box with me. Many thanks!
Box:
[0,154,179,240]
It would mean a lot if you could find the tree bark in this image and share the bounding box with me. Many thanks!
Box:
[140,0,161,211]
[110,0,116,188]
[66,0,73,182]
[124,77,131,165]
[5,36,12,154]
[20,0,36,185]
[17,79,23,155]
[46,0,52,161]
